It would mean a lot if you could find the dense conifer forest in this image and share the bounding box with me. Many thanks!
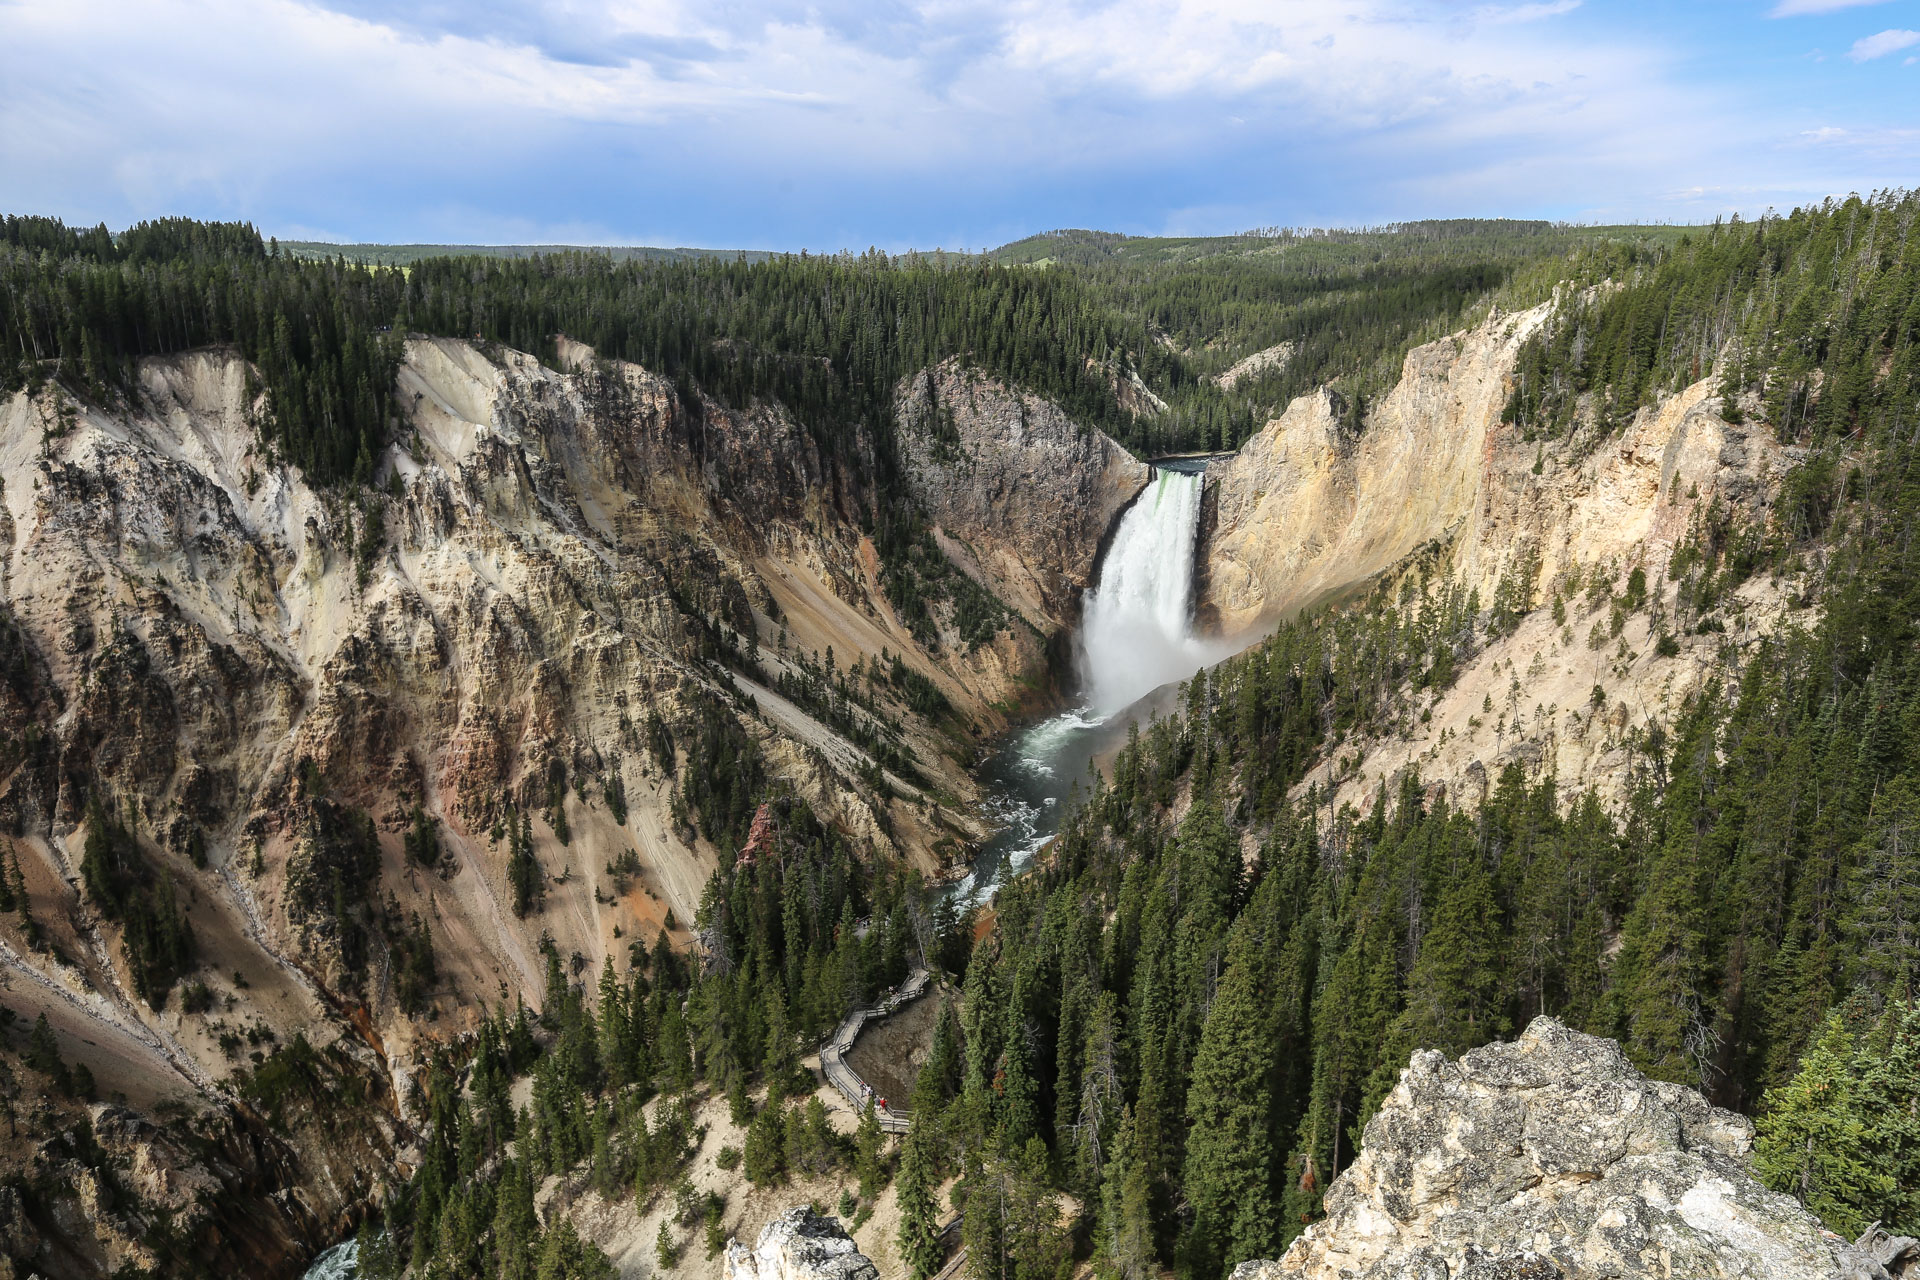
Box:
[3,212,1686,476]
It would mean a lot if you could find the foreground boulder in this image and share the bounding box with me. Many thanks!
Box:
[1235,1017,1895,1280]
[725,1207,879,1280]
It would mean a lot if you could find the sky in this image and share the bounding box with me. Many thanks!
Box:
[0,0,1915,251]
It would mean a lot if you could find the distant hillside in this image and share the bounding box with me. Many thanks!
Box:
[978,218,1705,454]
[276,240,776,266]
[987,219,1696,267]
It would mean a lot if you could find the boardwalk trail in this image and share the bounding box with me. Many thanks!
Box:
[820,966,931,1135]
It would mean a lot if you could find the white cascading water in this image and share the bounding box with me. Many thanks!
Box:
[302,1240,358,1280]
[947,463,1234,909]
[1077,467,1229,717]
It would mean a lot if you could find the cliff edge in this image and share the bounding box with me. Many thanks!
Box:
[898,359,1148,632]
[726,1207,879,1280]
[1235,1018,1894,1280]
[1200,302,1799,813]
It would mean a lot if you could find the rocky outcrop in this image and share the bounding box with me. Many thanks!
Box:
[725,1207,879,1280]
[1237,1018,1889,1280]
[898,359,1148,630]
[1208,341,1294,391]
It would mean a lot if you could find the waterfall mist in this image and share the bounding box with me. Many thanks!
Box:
[1076,468,1233,717]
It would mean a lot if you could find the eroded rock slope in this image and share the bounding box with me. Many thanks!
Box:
[0,339,1132,1275]
[1202,304,1800,811]
[899,358,1148,630]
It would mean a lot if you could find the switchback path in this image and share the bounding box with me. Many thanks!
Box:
[820,966,931,1134]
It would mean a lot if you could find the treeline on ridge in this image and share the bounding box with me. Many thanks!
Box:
[4,210,1695,498]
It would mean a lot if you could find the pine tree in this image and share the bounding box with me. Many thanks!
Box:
[896,1121,945,1279]
[762,984,800,1093]
[855,1097,886,1198]
[1394,848,1503,1056]
[1755,1008,1891,1236]
[1756,1000,1920,1236]
[26,1012,69,1094]
[1074,991,1124,1190]
[509,808,544,917]
[534,1217,614,1280]
[1847,777,1920,1000]
[589,1102,619,1196]
[1182,931,1278,1277]
[1610,709,1720,1087]
[655,1220,679,1270]
[743,1101,787,1187]
[1004,1136,1066,1280]
[1099,1105,1157,1280]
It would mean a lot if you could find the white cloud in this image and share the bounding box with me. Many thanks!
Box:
[1477,1,1583,25]
[1770,0,1892,16]
[0,0,1912,243]
[1849,28,1920,60]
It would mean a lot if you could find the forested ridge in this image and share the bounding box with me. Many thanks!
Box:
[2,213,1143,485]
[990,219,1696,454]
[4,212,1691,486]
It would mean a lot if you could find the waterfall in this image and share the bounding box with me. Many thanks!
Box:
[947,461,1236,909]
[1077,467,1227,716]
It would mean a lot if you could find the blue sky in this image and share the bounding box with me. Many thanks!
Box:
[0,0,1915,250]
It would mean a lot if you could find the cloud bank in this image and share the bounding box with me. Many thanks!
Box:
[0,0,1914,247]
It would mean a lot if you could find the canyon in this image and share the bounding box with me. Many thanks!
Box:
[0,336,1133,1275]
[0,290,1803,1276]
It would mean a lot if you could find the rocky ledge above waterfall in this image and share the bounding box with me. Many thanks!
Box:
[1233,1017,1906,1280]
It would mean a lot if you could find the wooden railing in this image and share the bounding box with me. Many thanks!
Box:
[819,967,931,1135]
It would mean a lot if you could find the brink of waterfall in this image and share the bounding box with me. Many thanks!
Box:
[1076,467,1231,717]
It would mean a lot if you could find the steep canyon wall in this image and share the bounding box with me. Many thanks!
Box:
[0,340,1135,1276]
[1201,303,1801,813]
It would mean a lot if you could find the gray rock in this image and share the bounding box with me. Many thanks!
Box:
[1857,1223,1920,1278]
[1244,1017,1894,1280]
[725,1207,879,1280]
[897,360,1148,631]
